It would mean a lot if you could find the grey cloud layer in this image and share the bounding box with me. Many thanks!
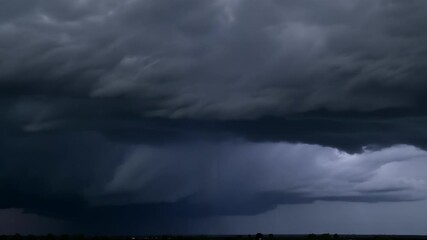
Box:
[3,0,427,234]
[2,0,427,153]
[2,0,427,119]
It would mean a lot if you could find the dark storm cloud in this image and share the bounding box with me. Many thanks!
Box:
[2,93,427,153]
[5,102,427,152]
[1,0,427,151]
[3,0,427,234]
[2,136,427,224]
[2,0,427,119]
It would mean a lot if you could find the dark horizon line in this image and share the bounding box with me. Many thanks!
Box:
[2,234,427,238]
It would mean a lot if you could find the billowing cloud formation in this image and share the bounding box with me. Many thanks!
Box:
[1,0,427,152]
[2,0,427,234]
[2,133,427,221]
[100,142,427,209]
[2,0,427,119]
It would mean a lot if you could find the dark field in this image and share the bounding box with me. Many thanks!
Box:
[1,234,426,240]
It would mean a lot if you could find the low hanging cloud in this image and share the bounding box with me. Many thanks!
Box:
[2,133,427,221]
[97,142,427,210]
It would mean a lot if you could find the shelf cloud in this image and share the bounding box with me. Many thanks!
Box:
[2,0,427,235]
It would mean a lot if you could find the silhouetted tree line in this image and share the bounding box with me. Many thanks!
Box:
[0,234,424,240]
[307,234,341,240]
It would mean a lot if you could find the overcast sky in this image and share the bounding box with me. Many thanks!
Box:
[2,0,427,235]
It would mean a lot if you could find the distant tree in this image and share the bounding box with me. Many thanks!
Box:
[46,233,55,240]
[39,234,47,240]
[373,236,393,240]
[333,234,339,240]
[268,234,273,239]
[12,234,21,240]
[320,234,331,240]
[74,234,85,240]
[307,234,316,240]
[255,233,263,240]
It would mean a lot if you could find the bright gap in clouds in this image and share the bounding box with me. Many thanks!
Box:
[218,200,427,235]
[93,142,427,210]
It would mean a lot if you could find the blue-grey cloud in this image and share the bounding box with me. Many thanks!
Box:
[2,134,427,222]
[2,0,427,234]
[2,0,427,119]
